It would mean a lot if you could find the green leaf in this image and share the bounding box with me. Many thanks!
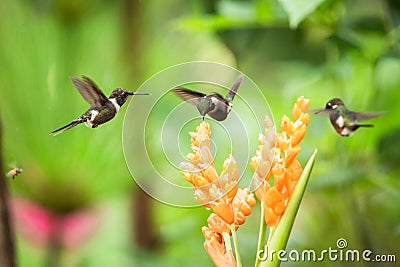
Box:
[259,149,317,267]
[278,0,326,28]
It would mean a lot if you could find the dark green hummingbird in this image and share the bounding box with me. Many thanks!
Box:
[314,98,384,137]
[50,75,149,136]
[172,75,244,121]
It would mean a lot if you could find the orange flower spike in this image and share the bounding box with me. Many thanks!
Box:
[251,97,310,228]
[220,155,239,182]
[264,206,279,227]
[199,121,211,136]
[199,144,214,166]
[276,133,289,151]
[251,115,276,196]
[285,146,301,166]
[207,213,231,235]
[280,115,293,135]
[299,96,310,111]
[235,213,246,225]
[187,152,199,163]
[243,188,256,208]
[202,165,219,183]
[272,162,286,189]
[299,113,310,126]
[194,188,214,207]
[292,96,310,123]
[286,159,303,194]
[292,96,310,118]
[291,125,307,147]
[233,188,256,219]
[212,202,235,225]
[265,187,285,207]
[273,200,286,215]
[180,170,194,183]
[179,162,201,184]
[187,121,214,166]
[203,227,237,267]
[263,115,276,141]
[192,175,212,187]
[217,155,240,201]
[255,181,270,203]
[226,186,239,202]
[251,155,273,185]
[288,159,302,181]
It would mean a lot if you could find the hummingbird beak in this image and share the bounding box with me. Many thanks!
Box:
[312,108,326,115]
[127,91,150,95]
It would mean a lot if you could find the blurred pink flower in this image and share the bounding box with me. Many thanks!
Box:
[11,197,101,249]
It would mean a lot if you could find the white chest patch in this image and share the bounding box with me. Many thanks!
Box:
[109,98,120,113]
[210,96,219,105]
[336,116,344,128]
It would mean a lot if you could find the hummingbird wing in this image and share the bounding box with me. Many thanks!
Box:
[173,88,205,106]
[353,111,385,121]
[225,74,243,102]
[70,76,108,107]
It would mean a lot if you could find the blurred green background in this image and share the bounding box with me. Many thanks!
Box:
[0,0,399,266]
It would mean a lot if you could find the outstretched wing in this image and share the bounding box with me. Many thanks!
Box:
[225,74,243,102]
[173,88,205,106]
[70,76,108,107]
[354,111,385,121]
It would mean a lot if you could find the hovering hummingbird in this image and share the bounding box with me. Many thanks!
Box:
[172,75,244,121]
[50,76,149,135]
[314,98,384,137]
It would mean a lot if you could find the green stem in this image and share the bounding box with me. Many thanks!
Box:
[254,202,268,267]
[230,224,242,267]
[267,226,275,245]
[222,232,232,251]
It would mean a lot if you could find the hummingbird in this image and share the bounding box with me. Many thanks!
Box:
[172,75,244,121]
[314,98,384,137]
[50,75,149,135]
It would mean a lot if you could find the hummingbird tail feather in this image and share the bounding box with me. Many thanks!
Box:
[226,75,244,101]
[50,120,82,136]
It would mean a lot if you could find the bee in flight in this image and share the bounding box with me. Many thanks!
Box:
[6,167,23,179]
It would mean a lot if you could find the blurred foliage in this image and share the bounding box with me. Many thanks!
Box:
[0,0,399,266]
